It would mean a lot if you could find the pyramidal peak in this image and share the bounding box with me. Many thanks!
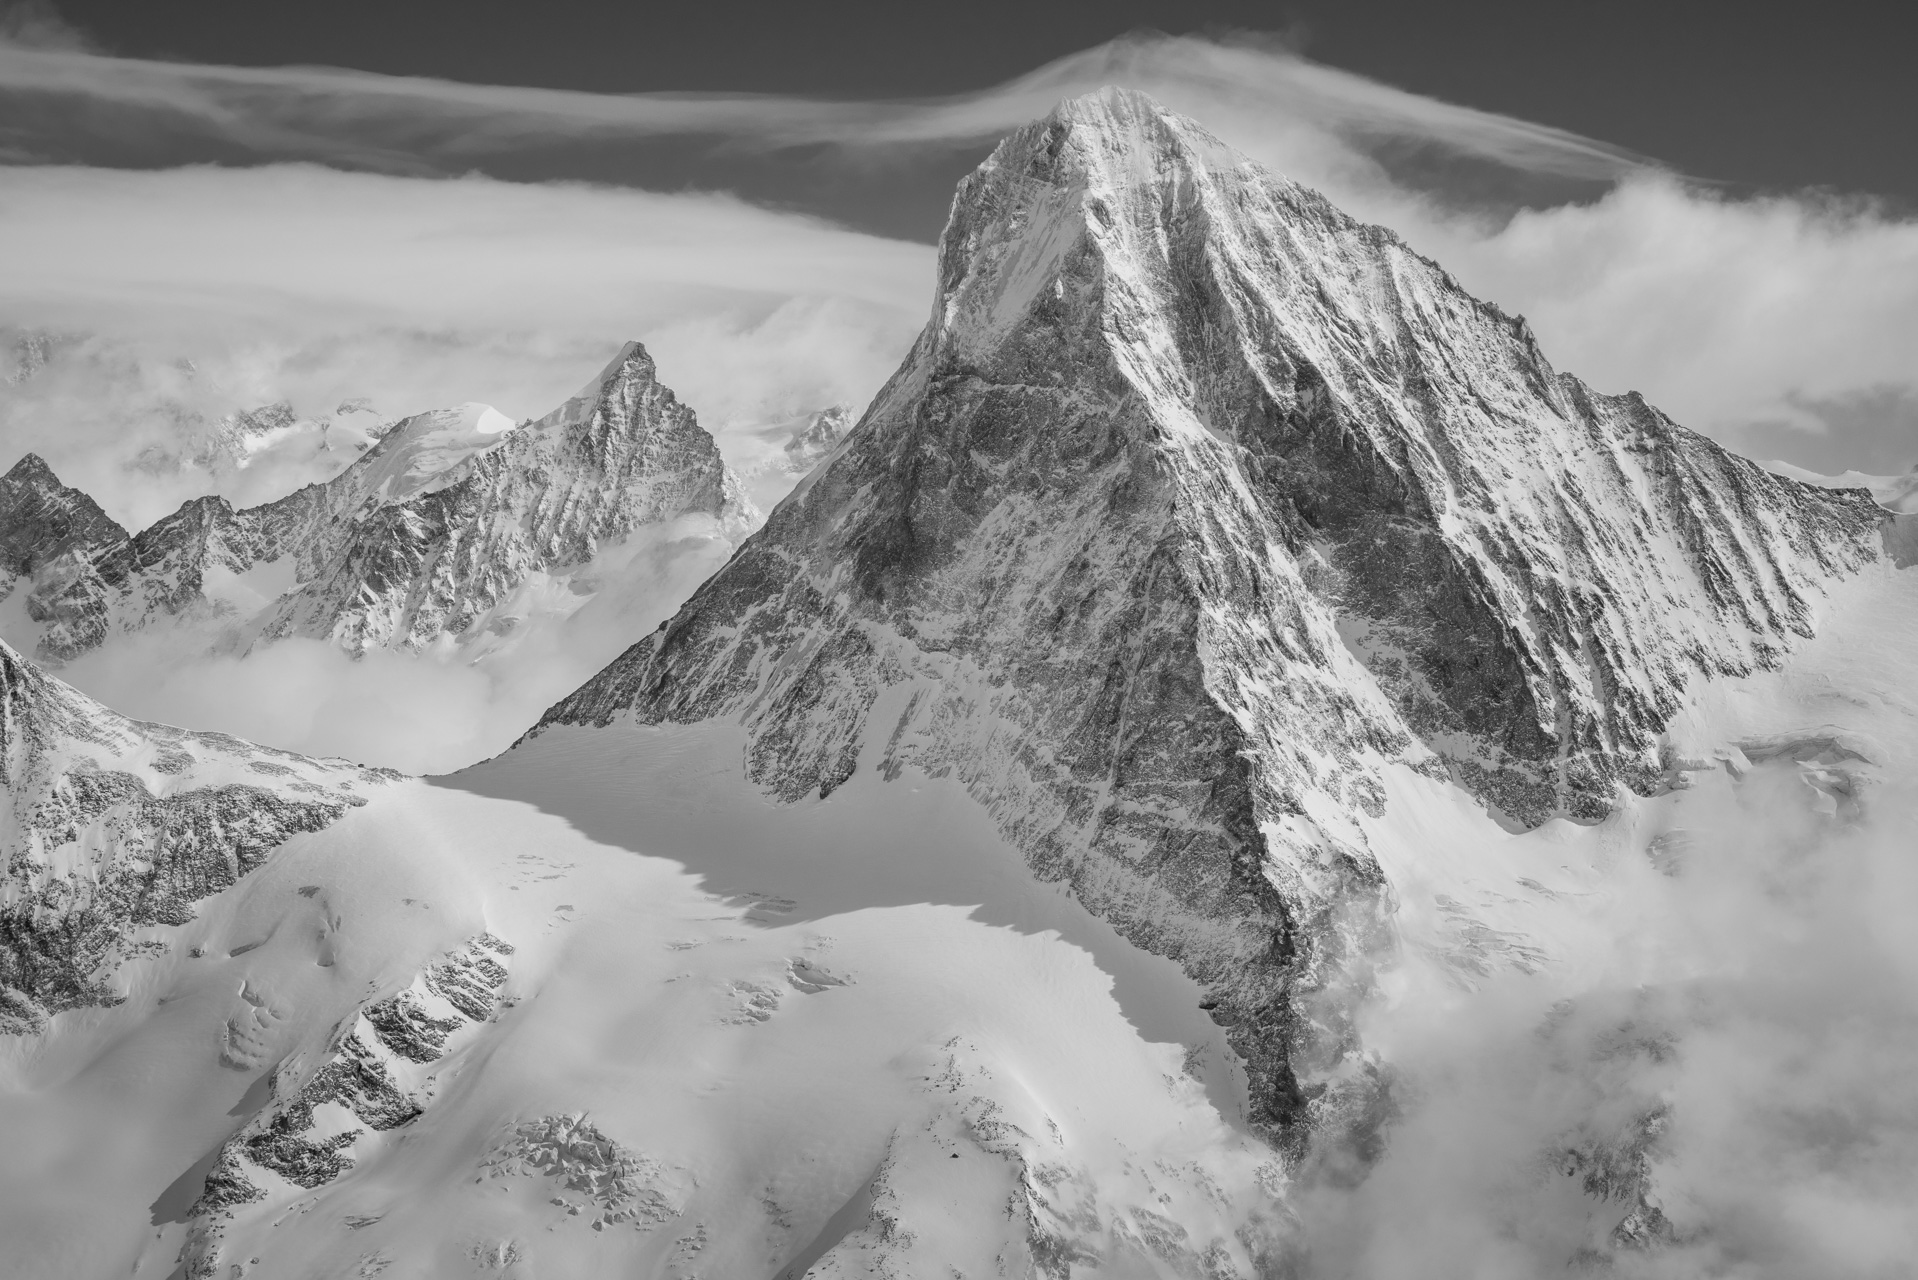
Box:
[541,88,1885,1142]
[0,340,752,664]
[536,339,658,433]
[932,86,1285,357]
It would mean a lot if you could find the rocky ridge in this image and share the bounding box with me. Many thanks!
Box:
[0,341,751,661]
[537,89,1888,1145]
[0,637,396,1032]
[181,931,518,1278]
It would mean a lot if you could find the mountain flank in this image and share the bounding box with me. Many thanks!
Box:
[0,343,750,663]
[537,88,1887,1144]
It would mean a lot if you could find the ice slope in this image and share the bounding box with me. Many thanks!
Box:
[0,341,751,663]
[539,88,1887,1143]
[0,718,1296,1280]
[4,546,1916,1274]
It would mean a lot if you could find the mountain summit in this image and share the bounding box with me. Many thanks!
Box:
[539,89,1885,1139]
[0,342,750,663]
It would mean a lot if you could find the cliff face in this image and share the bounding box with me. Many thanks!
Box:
[538,89,1884,1141]
[0,638,395,1032]
[253,342,750,654]
[0,342,751,661]
[0,454,136,660]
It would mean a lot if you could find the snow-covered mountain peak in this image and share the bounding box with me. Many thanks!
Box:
[541,92,1886,1146]
[1,341,751,670]
[534,339,653,433]
[1,452,129,568]
[932,87,1266,358]
[347,401,521,505]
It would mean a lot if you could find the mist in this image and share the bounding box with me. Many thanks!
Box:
[0,163,928,528]
[50,516,736,775]
[1298,746,1918,1276]
[9,28,1918,473]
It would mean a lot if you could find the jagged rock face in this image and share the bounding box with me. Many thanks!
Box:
[256,343,750,653]
[539,90,1884,1140]
[0,455,136,660]
[0,341,750,660]
[181,932,517,1279]
[0,639,396,1031]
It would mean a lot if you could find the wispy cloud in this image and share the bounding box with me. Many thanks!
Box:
[0,29,1644,184]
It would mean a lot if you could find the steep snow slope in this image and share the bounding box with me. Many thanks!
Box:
[0,716,1294,1280]
[0,638,397,1033]
[0,341,751,662]
[4,557,1915,1277]
[540,89,1887,1142]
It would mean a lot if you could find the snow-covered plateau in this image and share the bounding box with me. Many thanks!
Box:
[4,88,1918,1278]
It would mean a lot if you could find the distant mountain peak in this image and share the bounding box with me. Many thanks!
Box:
[0,341,751,663]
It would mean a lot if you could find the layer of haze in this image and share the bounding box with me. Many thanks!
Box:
[44,515,739,775]
[1308,766,1918,1277]
[4,26,1916,479]
[3,22,1914,780]
[0,164,928,529]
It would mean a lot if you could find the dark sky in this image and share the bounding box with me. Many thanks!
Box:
[43,0,1918,213]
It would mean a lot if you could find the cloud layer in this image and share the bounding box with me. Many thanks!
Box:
[1297,761,1918,1276]
[0,164,930,527]
[5,27,1915,477]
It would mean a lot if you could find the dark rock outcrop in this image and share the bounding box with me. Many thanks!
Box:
[0,638,394,1031]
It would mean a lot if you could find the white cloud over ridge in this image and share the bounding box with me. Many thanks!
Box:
[0,164,932,527]
[3,28,1915,476]
[47,515,737,775]
[1,25,1913,797]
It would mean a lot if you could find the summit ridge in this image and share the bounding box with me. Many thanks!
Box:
[0,341,751,663]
